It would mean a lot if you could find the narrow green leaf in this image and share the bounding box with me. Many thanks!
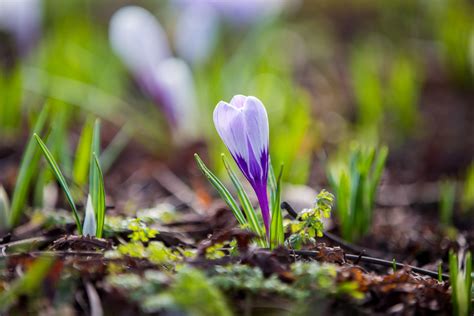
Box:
[9,104,49,227]
[100,124,130,173]
[34,134,82,233]
[92,153,106,238]
[270,165,284,248]
[221,154,264,239]
[194,154,246,225]
[73,118,94,187]
[89,119,101,230]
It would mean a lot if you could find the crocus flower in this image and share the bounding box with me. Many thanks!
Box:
[109,6,170,75]
[174,3,219,66]
[0,0,42,56]
[213,95,271,235]
[109,6,198,141]
[173,0,292,26]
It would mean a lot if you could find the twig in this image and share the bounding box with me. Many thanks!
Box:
[293,249,449,280]
[281,201,448,280]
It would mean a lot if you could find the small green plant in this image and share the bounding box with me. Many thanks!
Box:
[439,180,456,227]
[8,104,50,228]
[195,153,282,248]
[327,143,388,242]
[0,256,55,312]
[461,163,474,212]
[34,119,106,237]
[286,190,334,249]
[449,250,472,316]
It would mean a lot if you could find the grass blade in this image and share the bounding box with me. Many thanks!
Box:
[221,154,264,240]
[100,124,131,173]
[73,118,93,188]
[34,134,82,233]
[9,104,49,227]
[270,165,284,248]
[92,153,106,238]
[0,256,55,312]
[88,119,101,233]
[194,154,246,225]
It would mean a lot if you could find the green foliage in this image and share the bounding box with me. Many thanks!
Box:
[462,163,474,212]
[350,41,384,140]
[287,190,334,249]
[431,0,474,86]
[327,143,388,241]
[449,250,472,316]
[221,154,264,240]
[387,55,421,137]
[167,267,232,316]
[0,257,55,312]
[439,180,456,226]
[9,104,49,228]
[0,65,23,138]
[349,41,422,141]
[195,154,285,248]
[270,165,284,248]
[127,218,158,243]
[194,154,246,226]
[72,118,94,188]
[34,134,83,233]
[211,262,363,304]
[34,118,108,237]
[88,120,106,237]
[111,267,232,316]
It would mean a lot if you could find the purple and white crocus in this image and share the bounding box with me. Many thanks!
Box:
[213,95,271,236]
[109,6,198,143]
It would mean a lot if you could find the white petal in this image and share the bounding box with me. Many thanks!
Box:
[109,6,171,74]
[83,195,96,237]
[242,96,269,158]
[213,101,248,161]
[174,3,219,66]
[151,58,199,142]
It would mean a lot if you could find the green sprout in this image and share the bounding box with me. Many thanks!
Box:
[439,180,456,227]
[34,119,106,237]
[461,163,474,212]
[327,143,388,242]
[449,250,472,316]
[286,190,334,250]
[195,153,283,248]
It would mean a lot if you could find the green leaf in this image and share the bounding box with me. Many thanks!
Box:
[100,124,130,173]
[92,153,106,238]
[270,165,284,248]
[72,118,94,188]
[34,134,82,233]
[0,256,55,312]
[194,154,246,225]
[88,119,102,234]
[9,104,49,227]
[221,154,264,241]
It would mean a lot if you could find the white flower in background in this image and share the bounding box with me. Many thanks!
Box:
[109,6,171,75]
[109,6,199,143]
[0,0,42,56]
[150,58,199,142]
[174,3,219,66]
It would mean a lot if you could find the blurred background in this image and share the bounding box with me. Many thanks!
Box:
[0,0,473,221]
